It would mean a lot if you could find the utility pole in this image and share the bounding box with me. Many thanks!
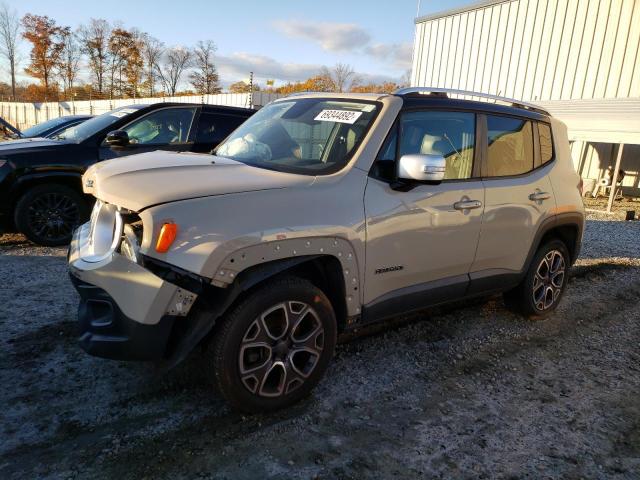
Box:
[248,71,254,109]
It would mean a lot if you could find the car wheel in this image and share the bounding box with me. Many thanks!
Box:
[14,184,89,246]
[504,239,570,318]
[211,276,337,413]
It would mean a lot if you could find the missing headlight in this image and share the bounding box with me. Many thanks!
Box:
[120,224,140,264]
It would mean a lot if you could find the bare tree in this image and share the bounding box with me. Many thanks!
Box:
[140,33,163,96]
[320,63,359,93]
[58,29,81,97]
[399,69,411,88]
[156,46,192,96]
[0,3,20,100]
[78,19,110,96]
[190,40,221,95]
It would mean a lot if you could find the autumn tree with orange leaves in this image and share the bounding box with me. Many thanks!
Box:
[21,14,67,100]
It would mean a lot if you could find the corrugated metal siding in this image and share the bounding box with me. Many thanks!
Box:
[412,0,640,195]
[412,0,640,101]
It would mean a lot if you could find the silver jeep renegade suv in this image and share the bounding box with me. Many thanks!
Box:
[68,88,585,412]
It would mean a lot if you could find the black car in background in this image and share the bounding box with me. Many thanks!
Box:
[0,103,255,245]
[17,115,93,140]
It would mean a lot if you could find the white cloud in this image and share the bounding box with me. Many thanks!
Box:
[216,52,323,84]
[364,42,413,71]
[273,20,371,52]
[215,52,403,87]
[274,20,412,73]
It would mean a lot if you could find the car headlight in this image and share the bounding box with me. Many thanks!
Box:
[80,200,123,262]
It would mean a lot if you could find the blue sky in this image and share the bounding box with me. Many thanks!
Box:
[7,0,471,87]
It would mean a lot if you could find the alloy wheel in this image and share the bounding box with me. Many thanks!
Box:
[238,301,325,397]
[27,192,79,243]
[532,249,566,311]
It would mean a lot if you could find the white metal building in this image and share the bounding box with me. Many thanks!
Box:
[411,0,640,200]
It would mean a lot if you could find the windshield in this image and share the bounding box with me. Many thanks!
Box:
[22,117,77,138]
[215,98,379,175]
[54,107,140,143]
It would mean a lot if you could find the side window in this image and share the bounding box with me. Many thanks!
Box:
[196,113,246,144]
[486,115,534,177]
[538,122,554,165]
[123,108,196,145]
[399,111,476,180]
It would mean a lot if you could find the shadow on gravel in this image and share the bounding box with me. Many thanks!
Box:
[5,320,77,363]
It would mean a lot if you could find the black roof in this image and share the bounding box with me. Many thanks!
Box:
[126,102,255,115]
[398,95,550,122]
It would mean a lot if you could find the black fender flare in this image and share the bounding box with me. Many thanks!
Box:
[159,255,322,370]
[524,212,584,270]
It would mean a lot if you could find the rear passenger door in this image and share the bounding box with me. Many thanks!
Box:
[192,112,248,153]
[470,114,556,286]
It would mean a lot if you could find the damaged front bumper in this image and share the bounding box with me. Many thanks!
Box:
[68,223,197,361]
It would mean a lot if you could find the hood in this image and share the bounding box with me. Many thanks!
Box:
[0,137,66,152]
[83,150,315,211]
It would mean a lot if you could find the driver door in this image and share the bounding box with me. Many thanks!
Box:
[363,110,485,318]
[99,107,197,160]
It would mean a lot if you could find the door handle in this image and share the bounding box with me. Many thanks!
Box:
[529,190,551,201]
[453,200,482,210]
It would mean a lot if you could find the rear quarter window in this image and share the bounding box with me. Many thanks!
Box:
[538,122,554,165]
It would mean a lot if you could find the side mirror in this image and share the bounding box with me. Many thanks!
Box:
[106,130,130,148]
[398,154,446,184]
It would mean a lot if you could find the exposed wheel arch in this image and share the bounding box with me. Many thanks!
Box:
[162,253,352,370]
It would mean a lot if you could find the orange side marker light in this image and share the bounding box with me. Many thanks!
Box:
[156,223,178,253]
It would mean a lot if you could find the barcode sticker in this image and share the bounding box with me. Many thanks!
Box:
[314,109,363,124]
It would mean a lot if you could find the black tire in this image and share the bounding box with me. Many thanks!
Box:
[211,276,337,413]
[14,184,89,246]
[504,239,570,318]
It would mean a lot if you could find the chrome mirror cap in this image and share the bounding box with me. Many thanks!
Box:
[398,154,446,183]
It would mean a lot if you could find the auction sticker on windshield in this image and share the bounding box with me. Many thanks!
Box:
[110,108,139,118]
[314,109,363,124]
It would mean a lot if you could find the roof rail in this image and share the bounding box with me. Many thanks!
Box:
[394,87,550,115]
[285,91,315,97]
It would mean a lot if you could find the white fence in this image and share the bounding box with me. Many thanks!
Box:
[0,92,283,130]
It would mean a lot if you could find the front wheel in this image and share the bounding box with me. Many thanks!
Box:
[14,184,89,246]
[210,276,337,413]
[504,239,570,318]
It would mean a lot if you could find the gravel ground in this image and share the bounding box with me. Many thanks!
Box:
[1,215,640,479]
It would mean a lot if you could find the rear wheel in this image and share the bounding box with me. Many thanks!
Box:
[504,239,570,318]
[14,184,89,246]
[210,276,337,413]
